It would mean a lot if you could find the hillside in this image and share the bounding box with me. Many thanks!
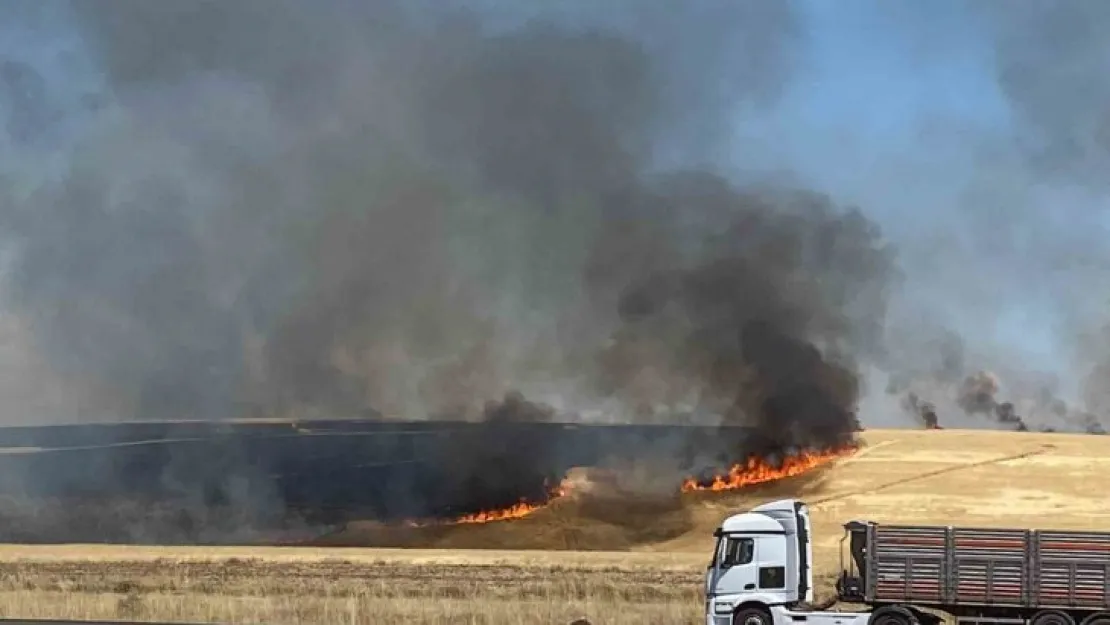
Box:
[313,427,1110,568]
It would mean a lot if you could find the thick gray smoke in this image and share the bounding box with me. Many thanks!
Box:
[982,1,1110,187]
[5,1,1110,447]
[970,2,1110,431]
[902,393,939,429]
[592,182,891,446]
[955,371,1027,431]
[0,0,891,446]
[984,3,1110,423]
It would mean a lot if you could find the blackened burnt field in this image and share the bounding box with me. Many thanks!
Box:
[0,416,782,544]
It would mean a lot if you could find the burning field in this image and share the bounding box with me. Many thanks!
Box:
[2,428,1110,625]
[8,1,1110,622]
[0,406,867,545]
[4,0,1109,557]
[0,373,1094,551]
[413,444,856,526]
[305,426,1110,554]
[306,439,859,550]
[0,402,1078,550]
[680,445,857,493]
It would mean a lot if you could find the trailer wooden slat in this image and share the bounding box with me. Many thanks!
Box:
[867,524,1110,610]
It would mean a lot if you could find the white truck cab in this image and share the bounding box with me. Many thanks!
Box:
[705,498,871,625]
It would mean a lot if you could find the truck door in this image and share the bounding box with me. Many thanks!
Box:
[713,534,759,596]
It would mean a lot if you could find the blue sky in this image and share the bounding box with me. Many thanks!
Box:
[740,1,1011,228]
[732,1,1095,393]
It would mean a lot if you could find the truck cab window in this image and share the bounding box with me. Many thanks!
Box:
[722,537,754,567]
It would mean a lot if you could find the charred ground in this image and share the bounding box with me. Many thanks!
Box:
[0,416,809,544]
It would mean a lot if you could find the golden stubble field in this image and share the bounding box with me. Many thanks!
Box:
[0,428,1108,625]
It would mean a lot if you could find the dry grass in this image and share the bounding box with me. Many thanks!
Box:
[3,428,1110,624]
[647,428,1110,562]
[0,550,707,624]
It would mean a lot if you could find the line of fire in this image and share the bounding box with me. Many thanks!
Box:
[0,418,944,542]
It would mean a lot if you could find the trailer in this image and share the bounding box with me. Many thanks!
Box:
[704,498,1110,625]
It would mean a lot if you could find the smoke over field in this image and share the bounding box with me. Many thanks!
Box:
[3,1,1110,540]
[0,1,904,536]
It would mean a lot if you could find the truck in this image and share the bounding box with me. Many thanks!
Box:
[705,498,1110,625]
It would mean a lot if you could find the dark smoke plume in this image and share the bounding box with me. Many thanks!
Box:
[0,1,896,535]
[956,371,1012,421]
[954,370,1107,433]
[981,2,1110,186]
[895,369,1029,432]
[902,392,940,429]
[433,392,564,517]
[898,365,1105,435]
[884,323,1107,434]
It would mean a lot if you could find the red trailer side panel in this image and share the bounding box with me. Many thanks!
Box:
[870,525,947,603]
[866,523,1110,611]
[1034,531,1110,608]
[950,528,1027,606]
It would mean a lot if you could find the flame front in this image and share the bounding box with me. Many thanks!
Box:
[453,500,546,524]
[414,446,857,525]
[448,477,572,524]
[680,444,858,492]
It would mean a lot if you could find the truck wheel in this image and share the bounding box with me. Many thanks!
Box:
[1032,611,1076,625]
[1081,614,1110,625]
[733,606,772,625]
[869,606,918,625]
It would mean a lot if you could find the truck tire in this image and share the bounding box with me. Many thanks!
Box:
[1081,614,1110,625]
[869,605,918,625]
[733,606,772,625]
[1032,611,1076,625]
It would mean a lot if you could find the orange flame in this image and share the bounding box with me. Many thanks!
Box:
[453,500,546,524]
[447,477,573,524]
[411,445,857,525]
[680,444,857,492]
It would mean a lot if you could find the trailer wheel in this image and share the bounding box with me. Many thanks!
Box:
[908,608,941,625]
[733,606,772,625]
[869,605,918,625]
[1081,614,1110,625]
[1032,611,1076,625]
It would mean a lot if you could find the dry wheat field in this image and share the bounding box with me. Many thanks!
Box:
[1,428,1109,624]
